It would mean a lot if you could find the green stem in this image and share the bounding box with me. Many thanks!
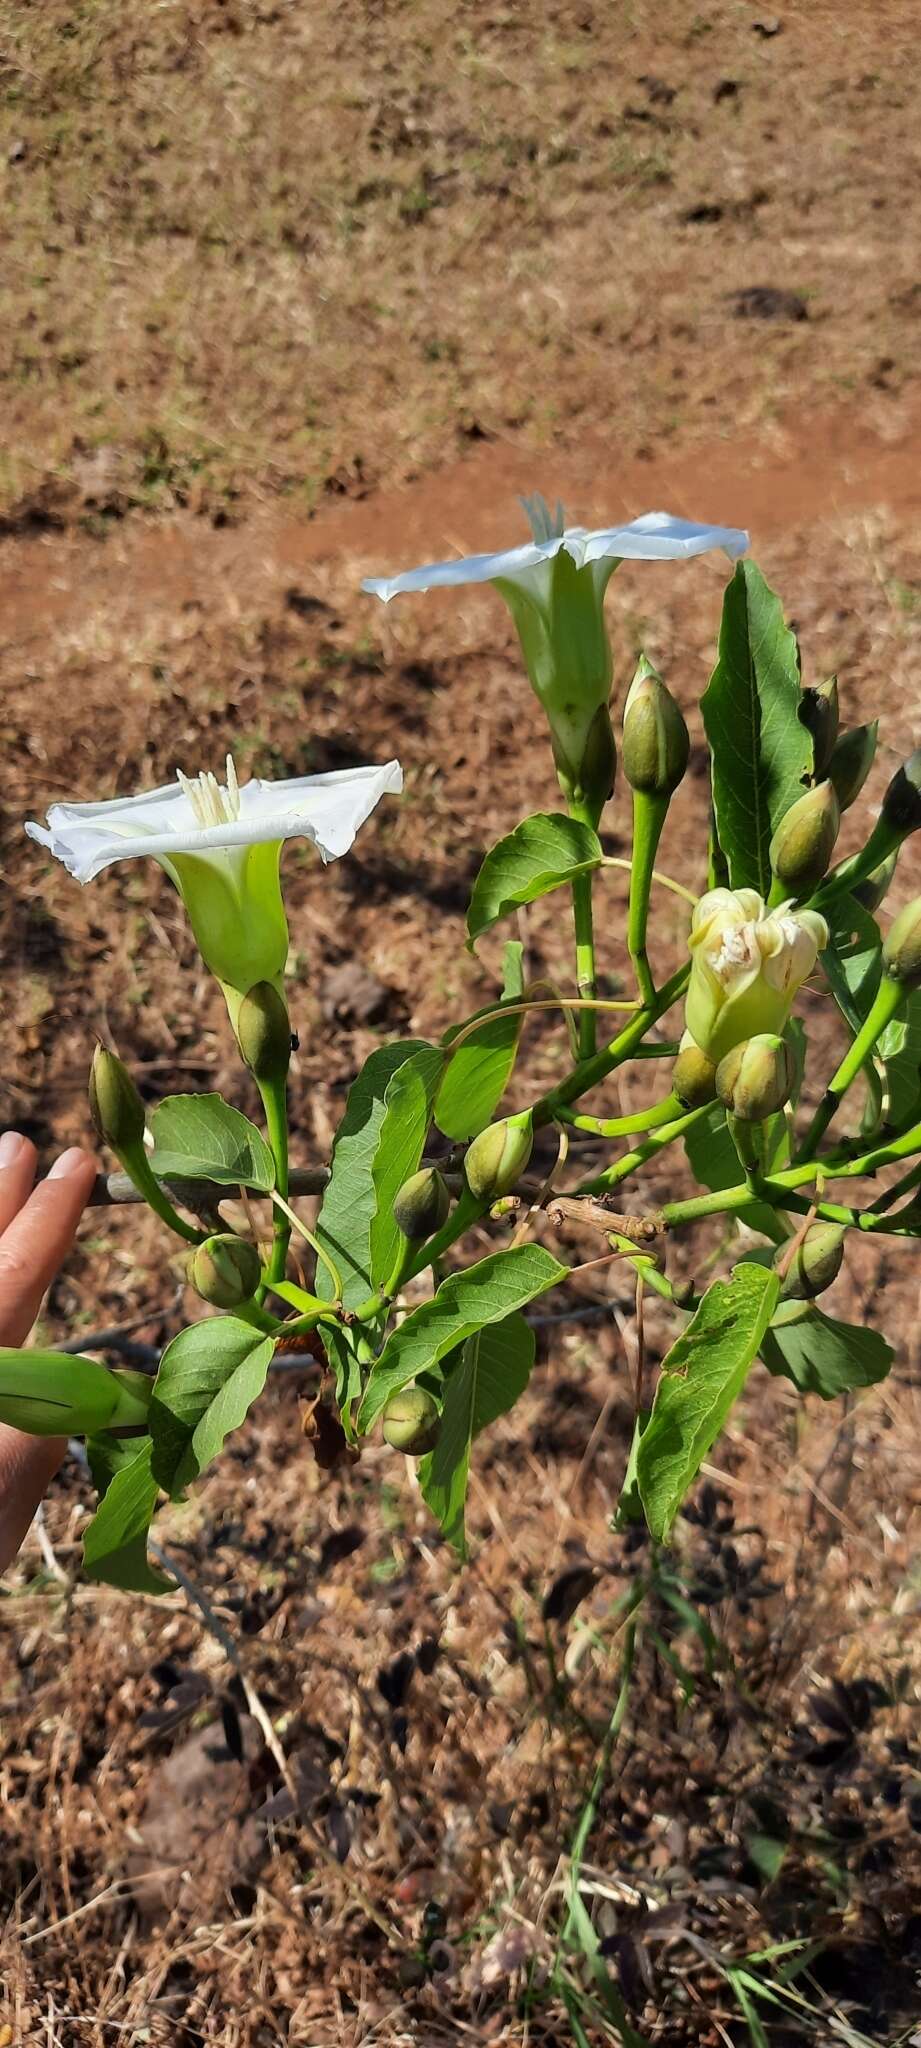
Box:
[259,1074,290,1287]
[574,1101,711,1195]
[119,1144,204,1246]
[628,790,668,1008]
[727,1114,767,1186]
[569,799,598,1058]
[534,961,691,1127]
[869,1157,921,1214]
[556,1092,683,1139]
[795,974,905,1160]
[401,1183,483,1285]
[236,1300,283,1336]
[812,815,900,911]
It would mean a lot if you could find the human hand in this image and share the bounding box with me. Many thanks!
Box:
[0,1133,98,1573]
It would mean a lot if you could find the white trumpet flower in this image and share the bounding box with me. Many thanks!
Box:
[26,756,402,1011]
[363,502,747,820]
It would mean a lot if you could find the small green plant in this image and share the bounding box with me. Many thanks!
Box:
[6,499,921,1594]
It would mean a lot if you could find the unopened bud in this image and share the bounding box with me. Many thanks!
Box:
[852,849,898,915]
[89,1044,146,1155]
[672,1038,718,1109]
[776,1222,846,1302]
[770,780,840,895]
[800,676,839,778]
[382,1385,440,1456]
[188,1233,262,1307]
[464,1112,533,1201]
[0,1348,151,1437]
[716,1034,795,1122]
[392,1167,451,1243]
[622,661,690,798]
[881,747,921,838]
[553,702,617,814]
[827,721,878,811]
[235,981,292,1082]
[883,897,921,989]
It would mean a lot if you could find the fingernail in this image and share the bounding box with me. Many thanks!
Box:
[49,1146,89,1180]
[0,1131,25,1167]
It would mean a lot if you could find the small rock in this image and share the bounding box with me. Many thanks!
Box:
[751,15,782,34]
[729,285,808,322]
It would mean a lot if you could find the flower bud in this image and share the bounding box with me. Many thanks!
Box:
[883,897,921,989]
[382,1385,440,1456]
[89,1044,147,1154]
[828,721,878,811]
[553,701,617,815]
[776,1222,846,1302]
[715,1033,795,1121]
[622,661,690,798]
[881,747,921,838]
[852,848,898,915]
[392,1166,451,1243]
[799,676,839,778]
[188,1233,262,1307]
[235,981,292,1082]
[672,1036,718,1108]
[464,1112,533,1201]
[0,1348,151,1436]
[769,781,840,896]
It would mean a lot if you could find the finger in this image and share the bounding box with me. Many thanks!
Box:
[0,1132,38,1238]
[0,1429,63,1576]
[0,1147,98,1348]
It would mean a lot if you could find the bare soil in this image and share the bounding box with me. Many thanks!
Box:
[2,4,921,2044]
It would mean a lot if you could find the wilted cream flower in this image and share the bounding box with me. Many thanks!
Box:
[685,887,827,1063]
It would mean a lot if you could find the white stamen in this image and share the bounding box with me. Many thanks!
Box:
[175,758,242,830]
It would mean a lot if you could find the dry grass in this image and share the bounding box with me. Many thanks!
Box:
[1,0,921,520]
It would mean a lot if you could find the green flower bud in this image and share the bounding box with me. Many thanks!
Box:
[392,1166,451,1243]
[672,1037,718,1109]
[235,980,292,1082]
[464,1111,533,1201]
[382,1385,440,1456]
[0,1348,151,1436]
[799,675,839,778]
[622,661,690,798]
[883,897,921,989]
[776,1222,846,1302]
[851,848,898,915]
[828,721,878,811]
[89,1044,147,1155]
[770,781,840,896]
[552,701,617,815]
[715,1033,796,1122]
[188,1233,262,1307]
[881,747,921,838]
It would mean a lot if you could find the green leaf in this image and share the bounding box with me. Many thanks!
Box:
[149,1317,276,1493]
[435,1006,523,1142]
[684,1105,788,1244]
[761,1306,893,1398]
[419,1312,535,1556]
[637,1262,780,1540]
[314,1041,430,1307]
[822,897,882,1031]
[880,988,921,1128]
[435,929,528,1144]
[357,1244,567,1433]
[83,1439,172,1594]
[466,812,602,945]
[702,562,813,894]
[149,1093,275,1191]
[369,1046,444,1288]
[322,1322,363,1441]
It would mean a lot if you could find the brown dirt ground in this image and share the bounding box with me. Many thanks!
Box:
[2,4,921,2044]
